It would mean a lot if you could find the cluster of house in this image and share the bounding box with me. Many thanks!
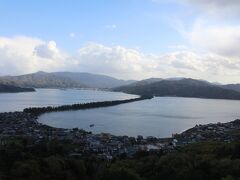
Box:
[0,112,173,159]
[0,112,83,142]
[173,119,240,146]
[0,111,239,159]
[69,133,174,159]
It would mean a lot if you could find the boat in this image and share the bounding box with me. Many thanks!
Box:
[90,124,94,127]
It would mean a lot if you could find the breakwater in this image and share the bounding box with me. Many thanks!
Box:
[23,95,153,116]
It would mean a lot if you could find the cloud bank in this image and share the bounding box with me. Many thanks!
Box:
[183,0,240,16]
[154,0,240,17]
[0,36,66,75]
[0,36,240,83]
[188,23,240,58]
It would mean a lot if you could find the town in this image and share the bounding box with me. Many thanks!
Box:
[0,110,239,160]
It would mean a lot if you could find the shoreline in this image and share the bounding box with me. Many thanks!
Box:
[0,96,239,158]
[0,111,239,158]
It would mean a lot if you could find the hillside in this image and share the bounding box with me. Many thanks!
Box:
[113,78,240,100]
[0,84,35,93]
[0,71,85,88]
[0,71,135,89]
[124,78,162,87]
[221,84,240,93]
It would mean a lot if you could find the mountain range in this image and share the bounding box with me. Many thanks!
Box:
[0,71,135,89]
[1,71,240,100]
[113,78,240,100]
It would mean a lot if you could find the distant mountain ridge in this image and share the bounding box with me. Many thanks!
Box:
[0,72,85,88]
[113,78,240,100]
[1,71,240,99]
[0,71,136,89]
[52,72,135,88]
[125,78,163,87]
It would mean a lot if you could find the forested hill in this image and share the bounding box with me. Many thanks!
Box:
[113,78,240,100]
[0,71,86,89]
[0,84,35,93]
[0,71,135,89]
[221,84,240,93]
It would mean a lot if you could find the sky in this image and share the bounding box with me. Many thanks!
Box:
[0,0,240,83]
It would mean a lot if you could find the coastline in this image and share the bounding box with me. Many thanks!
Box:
[0,98,239,158]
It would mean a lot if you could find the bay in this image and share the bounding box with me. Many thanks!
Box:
[38,96,240,137]
[0,89,137,112]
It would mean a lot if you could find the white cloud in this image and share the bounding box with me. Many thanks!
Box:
[188,23,240,58]
[158,0,240,62]
[71,43,155,79]
[153,0,240,83]
[0,36,66,75]
[34,41,61,59]
[71,43,240,83]
[1,36,240,83]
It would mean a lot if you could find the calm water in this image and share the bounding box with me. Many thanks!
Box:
[0,89,137,112]
[39,97,240,138]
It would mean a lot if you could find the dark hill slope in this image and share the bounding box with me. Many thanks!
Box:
[0,84,35,93]
[221,84,240,93]
[113,78,240,100]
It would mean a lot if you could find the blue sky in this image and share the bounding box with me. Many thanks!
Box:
[0,0,186,53]
[0,0,240,83]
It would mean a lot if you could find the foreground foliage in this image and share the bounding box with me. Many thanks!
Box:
[0,139,239,180]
